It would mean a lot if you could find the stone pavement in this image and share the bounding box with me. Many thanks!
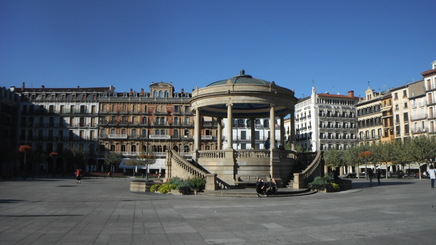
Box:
[1,177,436,245]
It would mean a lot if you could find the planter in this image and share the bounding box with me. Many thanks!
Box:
[130,179,154,192]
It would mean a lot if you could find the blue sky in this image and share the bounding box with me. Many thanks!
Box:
[1,0,435,98]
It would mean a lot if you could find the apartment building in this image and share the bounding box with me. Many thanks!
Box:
[356,86,385,145]
[294,87,359,152]
[0,87,20,177]
[14,84,111,174]
[407,81,426,137]
[98,82,216,174]
[390,85,411,140]
[422,60,436,139]
[226,118,279,150]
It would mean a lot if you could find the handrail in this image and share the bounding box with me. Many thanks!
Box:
[293,151,323,189]
[167,150,210,178]
[166,150,218,190]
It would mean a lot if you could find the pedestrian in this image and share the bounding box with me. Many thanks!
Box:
[255,178,266,197]
[267,178,278,195]
[368,168,374,186]
[427,165,436,188]
[264,138,270,150]
[75,169,81,184]
[376,167,381,185]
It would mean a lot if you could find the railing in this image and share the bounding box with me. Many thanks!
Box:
[198,150,225,159]
[149,135,171,139]
[166,150,217,190]
[108,134,128,139]
[293,151,323,189]
[236,150,270,159]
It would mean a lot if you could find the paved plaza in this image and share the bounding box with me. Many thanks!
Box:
[1,177,436,245]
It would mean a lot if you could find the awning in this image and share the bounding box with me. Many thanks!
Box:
[118,158,166,170]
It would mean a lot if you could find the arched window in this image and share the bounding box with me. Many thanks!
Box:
[159,91,164,98]
[263,119,269,128]
[121,145,126,152]
[131,145,136,152]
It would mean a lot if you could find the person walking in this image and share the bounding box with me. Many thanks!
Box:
[376,167,382,186]
[75,169,82,184]
[427,165,436,188]
[368,168,374,187]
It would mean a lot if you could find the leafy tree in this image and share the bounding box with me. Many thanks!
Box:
[406,136,436,178]
[390,140,411,175]
[372,142,395,179]
[343,146,361,177]
[324,149,344,176]
[104,152,122,173]
[63,146,89,172]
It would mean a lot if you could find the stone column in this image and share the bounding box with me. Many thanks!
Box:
[280,116,285,148]
[217,117,222,150]
[250,118,256,149]
[270,105,276,150]
[226,103,233,149]
[194,108,201,160]
[290,109,296,150]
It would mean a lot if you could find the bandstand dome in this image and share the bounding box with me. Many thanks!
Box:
[191,70,297,118]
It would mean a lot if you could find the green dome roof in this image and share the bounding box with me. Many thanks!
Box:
[207,70,271,87]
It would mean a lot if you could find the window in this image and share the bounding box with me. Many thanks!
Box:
[264,119,269,128]
[241,131,246,140]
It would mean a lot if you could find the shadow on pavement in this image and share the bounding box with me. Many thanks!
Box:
[351,180,414,189]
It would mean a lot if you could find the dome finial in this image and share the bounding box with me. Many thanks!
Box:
[240,69,245,76]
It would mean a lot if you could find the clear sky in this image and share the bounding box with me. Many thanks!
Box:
[1,0,435,98]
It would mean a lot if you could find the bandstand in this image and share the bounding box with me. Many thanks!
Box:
[166,70,299,189]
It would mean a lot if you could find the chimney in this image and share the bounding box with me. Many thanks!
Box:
[348,91,355,97]
[140,88,144,95]
[130,88,133,95]
[41,85,45,89]
[22,82,25,90]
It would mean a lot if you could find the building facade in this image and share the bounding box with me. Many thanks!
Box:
[13,84,111,175]
[294,87,359,152]
[422,60,436,139]
[0,87,20,177]
[98,82,214,175]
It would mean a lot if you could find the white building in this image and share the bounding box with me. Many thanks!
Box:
[293,87,359,152]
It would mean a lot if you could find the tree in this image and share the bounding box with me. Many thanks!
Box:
[138,153,156,180]
[343,146,361,177]
[324,149,344,177]
[63,146,88,174]
[407,136,436,179]
[372,142,395,179]
[358,145,372,179]
[392,140,412,175]
[104,152,122,173]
